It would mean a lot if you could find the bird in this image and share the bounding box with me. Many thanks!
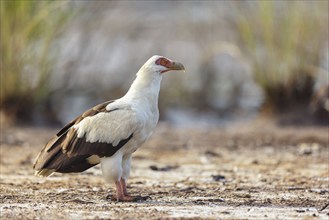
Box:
[33,55,185,202]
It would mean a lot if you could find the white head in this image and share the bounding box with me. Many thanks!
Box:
[126,55,185,99]
[138,55,185,78]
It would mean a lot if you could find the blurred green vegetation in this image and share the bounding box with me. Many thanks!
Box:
[0,1,327,125]
[0,1,72,122]
[236,1,328,113]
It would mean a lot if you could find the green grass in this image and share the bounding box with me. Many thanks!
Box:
[235,1,328,112]
[1,1,73,122]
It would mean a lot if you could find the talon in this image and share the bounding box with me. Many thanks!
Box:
[109,195,136,202]
[122,195,137,202]
[108,194,150,202]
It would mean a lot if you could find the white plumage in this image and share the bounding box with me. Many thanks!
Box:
[33,55,185,201]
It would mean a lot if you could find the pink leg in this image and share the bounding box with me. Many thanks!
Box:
[112,179,135,202]
[115,180,125,202]
[120,178,135,201]
[110,179,149,202]
[120,178,128,196]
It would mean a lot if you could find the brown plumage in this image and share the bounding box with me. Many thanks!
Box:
[33,100,132,176]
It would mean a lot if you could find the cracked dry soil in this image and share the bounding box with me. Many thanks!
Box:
[1,121,328,219]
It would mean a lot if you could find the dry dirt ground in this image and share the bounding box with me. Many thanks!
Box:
[1,120,328,219]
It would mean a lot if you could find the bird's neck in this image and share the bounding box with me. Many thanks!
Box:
[124,72,162,106]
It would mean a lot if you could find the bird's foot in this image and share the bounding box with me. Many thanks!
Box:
[106,194,151,202]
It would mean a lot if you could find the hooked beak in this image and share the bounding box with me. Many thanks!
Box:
[168,61,185,71]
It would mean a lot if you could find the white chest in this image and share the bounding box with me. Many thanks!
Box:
[122,103,159,155]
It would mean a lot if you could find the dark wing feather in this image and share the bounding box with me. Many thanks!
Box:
[33,100,133,175]
[37,133,133,173]
[63,128,133,157]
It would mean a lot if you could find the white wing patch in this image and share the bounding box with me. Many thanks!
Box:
[73,109,139,146]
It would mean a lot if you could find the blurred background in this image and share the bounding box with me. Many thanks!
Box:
[1,0,328,127]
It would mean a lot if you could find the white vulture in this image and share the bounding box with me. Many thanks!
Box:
[33,55,185,202]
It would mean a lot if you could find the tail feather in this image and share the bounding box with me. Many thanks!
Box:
[34,169,55,177]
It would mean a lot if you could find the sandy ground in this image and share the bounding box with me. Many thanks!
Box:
[0,120,328,219]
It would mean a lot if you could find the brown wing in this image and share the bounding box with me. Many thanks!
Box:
[42,101,113,153]
[33,100,133,176]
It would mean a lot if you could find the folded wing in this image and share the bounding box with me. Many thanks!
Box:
[33,101,138,176]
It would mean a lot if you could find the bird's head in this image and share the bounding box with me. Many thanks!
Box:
[127,55,185,98]
[139,55,185,76]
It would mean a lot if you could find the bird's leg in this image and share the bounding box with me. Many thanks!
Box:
[111,179,135,202]
[120,178,136,201]
[120,178,129,196]
[119,178,150,201]
[115,180,125,202]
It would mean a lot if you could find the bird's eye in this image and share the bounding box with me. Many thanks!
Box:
[156,58,170,67]
[161,59,166,66]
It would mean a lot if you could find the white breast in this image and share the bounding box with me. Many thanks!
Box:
[120,99,159,155]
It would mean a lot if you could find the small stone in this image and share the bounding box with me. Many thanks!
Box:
[212,175,225,181]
